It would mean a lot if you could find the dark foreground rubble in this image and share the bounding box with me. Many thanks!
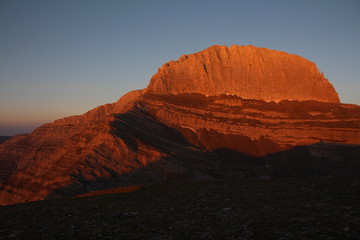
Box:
[0,177,359,239]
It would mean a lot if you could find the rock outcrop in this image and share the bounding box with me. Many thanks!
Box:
[147,45,339,103]
[0,45,359,205]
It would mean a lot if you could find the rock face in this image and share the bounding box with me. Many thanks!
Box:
[147,45,339,103]
[0,45,359,205]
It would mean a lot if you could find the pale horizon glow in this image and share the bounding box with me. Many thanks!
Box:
[1,0,359,136]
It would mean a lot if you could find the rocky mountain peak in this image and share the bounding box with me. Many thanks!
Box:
[1,45,358,206]
[147,45,339,103]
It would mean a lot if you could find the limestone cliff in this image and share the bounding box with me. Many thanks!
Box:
[147,45,339,103]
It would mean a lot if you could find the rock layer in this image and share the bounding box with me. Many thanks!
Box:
[140,93,360,155]
[0,45,358,205]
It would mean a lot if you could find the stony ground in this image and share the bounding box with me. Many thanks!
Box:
[0,177,359,240]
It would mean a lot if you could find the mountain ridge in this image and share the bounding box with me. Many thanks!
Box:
[0,136,11,144]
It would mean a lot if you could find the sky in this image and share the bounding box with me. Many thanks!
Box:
[0,0,359,136]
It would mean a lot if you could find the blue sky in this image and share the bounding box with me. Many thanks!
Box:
[0,0,359,135]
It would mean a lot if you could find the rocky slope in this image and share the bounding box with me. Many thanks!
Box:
[1,178,359,239]
[0,45,359,206]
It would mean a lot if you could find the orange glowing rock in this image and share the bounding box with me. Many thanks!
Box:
[147,45,339,103]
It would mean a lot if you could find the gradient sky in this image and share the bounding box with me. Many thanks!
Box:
[1,0,359,135]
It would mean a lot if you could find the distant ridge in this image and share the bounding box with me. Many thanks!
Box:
[0,136,11,144]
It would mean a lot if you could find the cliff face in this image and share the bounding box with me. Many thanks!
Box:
[140,93,360,155]
[0,45,358,205]
[147,45,339,103]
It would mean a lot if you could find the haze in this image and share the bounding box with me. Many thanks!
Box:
[1,0,359,136]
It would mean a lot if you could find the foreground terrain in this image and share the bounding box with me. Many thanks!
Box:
[0,177,359,239]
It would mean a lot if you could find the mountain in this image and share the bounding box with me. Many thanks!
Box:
[0,45,359,206]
